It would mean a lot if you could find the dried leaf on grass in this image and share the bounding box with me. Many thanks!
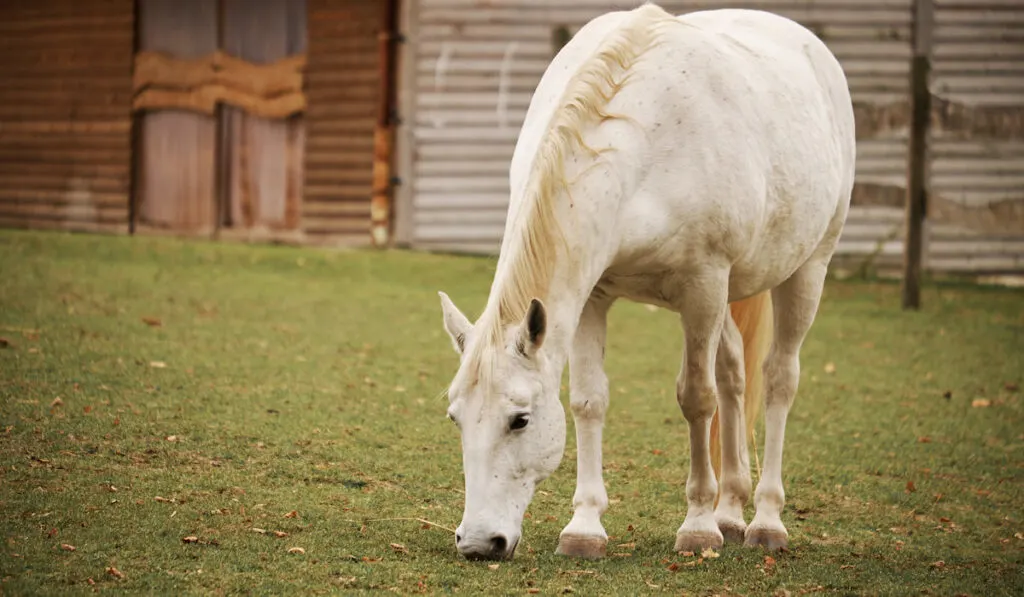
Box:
[701,547,720,559]
[60,543,76,551]
[149,361,167,369]
[972,399,991,408]
[106,566,125,579]
[182,536,199,543]
[390,543,408,555]
[141,317,162,327]
[287,547,305,554]
[284,510,298,518]
[487,564,500,570]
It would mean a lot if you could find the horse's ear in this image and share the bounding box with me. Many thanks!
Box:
[516,298,546,358]
[439,291,471,354]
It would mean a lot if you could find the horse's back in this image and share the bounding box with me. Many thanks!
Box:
[604,8,856,300]
[510,5,855,304]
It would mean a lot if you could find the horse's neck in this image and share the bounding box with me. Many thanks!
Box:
[495,187,620,365]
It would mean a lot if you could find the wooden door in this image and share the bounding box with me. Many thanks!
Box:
[133,0,306,238]
[135,0,219,234]
[220,0,306,239]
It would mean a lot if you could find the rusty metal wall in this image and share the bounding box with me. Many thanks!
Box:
[403,0,916,257]
[303,0,387,245]
[0,0,134,234]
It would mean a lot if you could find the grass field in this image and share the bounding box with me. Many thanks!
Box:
[0,230,1021,596]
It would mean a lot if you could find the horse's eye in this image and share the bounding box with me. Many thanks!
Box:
[509,414,529,431]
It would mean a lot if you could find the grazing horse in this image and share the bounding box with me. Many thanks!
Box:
[437,3,854,561]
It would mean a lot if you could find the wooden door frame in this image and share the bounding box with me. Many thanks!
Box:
[371,0,403,247]
[392,0,416,247]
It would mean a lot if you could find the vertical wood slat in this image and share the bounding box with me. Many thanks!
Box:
[0,0,134,233]
[135,0,218,233]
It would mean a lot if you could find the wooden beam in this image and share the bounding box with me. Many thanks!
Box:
[901,0,933,310]
[370,0,401,247]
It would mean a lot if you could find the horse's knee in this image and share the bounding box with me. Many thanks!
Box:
[715,366,744,408]
[570,371,609,421]
[763,349,799,408]
[677,380,717,423]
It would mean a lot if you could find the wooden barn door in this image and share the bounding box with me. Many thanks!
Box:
[220,0,306,240]
[135,0,217,234]
[133,0,306,239]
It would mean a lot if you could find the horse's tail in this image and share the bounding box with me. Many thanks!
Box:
[711,291,773,484]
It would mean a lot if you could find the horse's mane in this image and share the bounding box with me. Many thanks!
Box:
[456,3,673,392]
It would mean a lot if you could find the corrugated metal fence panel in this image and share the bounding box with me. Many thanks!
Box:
[927,0,1024,272]
[410,0,914,254]
[0,0,134,233]
[303,0,385,245]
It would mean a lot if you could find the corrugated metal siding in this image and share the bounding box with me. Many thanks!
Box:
[408,0,915,256]
[0,0,134,233]
[927,0,1024,272]
[303,0,386,245]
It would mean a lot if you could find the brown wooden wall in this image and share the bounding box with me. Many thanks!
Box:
[0,0,134,233]
[304,0,388,245]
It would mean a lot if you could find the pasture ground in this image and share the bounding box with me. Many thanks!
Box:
[0,230,1021,596]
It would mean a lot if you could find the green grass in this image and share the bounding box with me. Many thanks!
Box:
[0,230,1021,596]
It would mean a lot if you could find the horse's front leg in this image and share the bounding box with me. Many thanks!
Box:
[674,271,729,552]
[556,295,613,560]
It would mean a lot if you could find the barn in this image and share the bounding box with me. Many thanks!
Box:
[1,0,1022,272]
[0,0,399,246]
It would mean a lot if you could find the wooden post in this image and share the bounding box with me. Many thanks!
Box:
[370,0,401,247]
[129,0,141,235]
[214,0,230,236]
[901,0,933,310]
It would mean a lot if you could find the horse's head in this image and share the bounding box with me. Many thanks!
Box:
[438,292,566,560]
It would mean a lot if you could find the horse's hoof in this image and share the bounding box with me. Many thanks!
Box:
[674,530,723,553]
[556,534,607,559]
[744,525,788,550]
[716,517,747,544]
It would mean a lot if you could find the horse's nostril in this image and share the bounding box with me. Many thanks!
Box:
[456,533,463,544]
[489,534,508,555]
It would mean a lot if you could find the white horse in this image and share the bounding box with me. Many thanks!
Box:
[438,3,854,561]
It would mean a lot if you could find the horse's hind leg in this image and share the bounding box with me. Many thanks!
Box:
[674,270,729,552]
[746,259,828,549]
[713,312,751,542]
